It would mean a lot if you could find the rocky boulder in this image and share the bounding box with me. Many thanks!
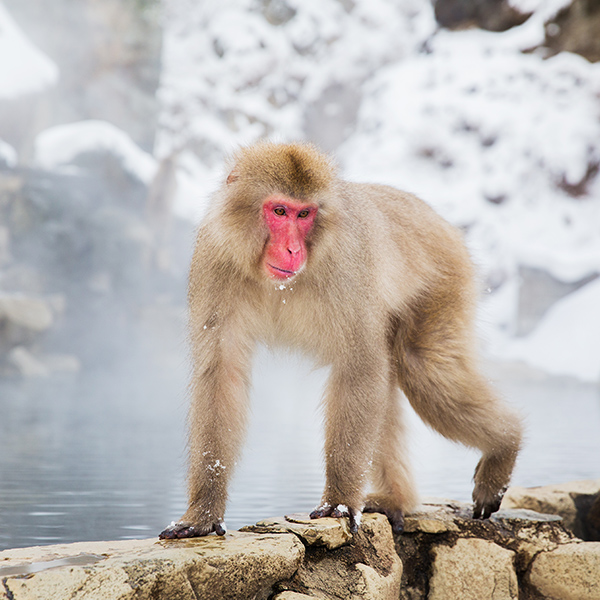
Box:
[3,491,600,600]
[0,534,304,600]
[504,478,600,540]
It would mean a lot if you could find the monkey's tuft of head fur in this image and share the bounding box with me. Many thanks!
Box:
[227,142,338,200]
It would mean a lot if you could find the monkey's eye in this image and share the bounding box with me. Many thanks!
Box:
[298,209,310,218]
[273,207,286,216]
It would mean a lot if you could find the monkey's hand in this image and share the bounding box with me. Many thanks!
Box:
[309,503,362,534]
[472,485,507,520]
[158,519,227,539]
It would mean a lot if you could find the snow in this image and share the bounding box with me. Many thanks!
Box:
[156,0,600,382]
[0,139,17,167]
[2,0,598,381]
[493,277,600,382]
[33,120,157,184]
[0,3,58,99]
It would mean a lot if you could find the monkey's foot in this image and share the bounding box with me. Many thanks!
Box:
[363,498,405,534]
[159,520,227,539]
[309,503,362,533]
[472,485,507,520]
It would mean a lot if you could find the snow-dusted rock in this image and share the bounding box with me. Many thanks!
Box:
[504,479,600,540]
[0,4,58,100]
[34,121,157,184]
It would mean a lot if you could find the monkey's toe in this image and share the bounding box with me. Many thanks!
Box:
[473,498,501,520]
[310,503,334,519]
[310,503,361,533]
[472,487,505,520]
[159,520,227,539]
[363,505,405,534]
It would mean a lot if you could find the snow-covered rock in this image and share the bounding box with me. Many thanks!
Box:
[0,3,58,99]
[34,120,157,184]
[0,138,17,168]
[157,0,600,380]
[492,277,600,382]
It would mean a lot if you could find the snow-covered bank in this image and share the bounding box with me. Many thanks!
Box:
[157,0,600,381]
[2,0,598,382]
[34,120,157,184]
[492,277,600,382]
[0,3,58,99]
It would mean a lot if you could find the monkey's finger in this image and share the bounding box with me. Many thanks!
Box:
[159,522,199,539]
[330,505,347,519]
[329,504,362,533]
[472,503,483,520]
[213,521,227,536]
[347,508,362,534]
[159,521,215,539]
[310,503,337,519]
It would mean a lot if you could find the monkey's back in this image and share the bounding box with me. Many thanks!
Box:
[340,182,475,316]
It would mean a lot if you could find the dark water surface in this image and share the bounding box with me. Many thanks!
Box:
[1,349,599,551]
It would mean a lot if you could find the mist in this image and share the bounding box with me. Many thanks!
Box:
[1,0,599,550]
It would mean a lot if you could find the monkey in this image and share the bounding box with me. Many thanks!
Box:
[159,142,522,539]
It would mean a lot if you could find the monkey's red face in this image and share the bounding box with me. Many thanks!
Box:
[262,196,318,280]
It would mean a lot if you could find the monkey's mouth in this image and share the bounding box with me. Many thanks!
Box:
[266,263,297,279]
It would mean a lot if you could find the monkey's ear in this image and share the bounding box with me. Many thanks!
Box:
[226,169,240,184]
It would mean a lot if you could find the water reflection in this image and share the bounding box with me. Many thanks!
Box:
[1,349,599,551]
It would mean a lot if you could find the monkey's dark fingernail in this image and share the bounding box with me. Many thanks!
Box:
[310,505,334,519]
[392,522,404,534]
[214,522,226,535]
[390,511,404,534]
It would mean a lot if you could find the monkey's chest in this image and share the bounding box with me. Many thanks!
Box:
[257,291,341,362]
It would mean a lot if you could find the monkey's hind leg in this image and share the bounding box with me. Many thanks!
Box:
[363,386,418,534]
[398,345,522,520]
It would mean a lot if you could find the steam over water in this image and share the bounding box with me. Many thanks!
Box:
[1,349,599,551]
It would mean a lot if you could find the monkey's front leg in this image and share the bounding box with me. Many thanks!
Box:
[159,333,251,539]
[310,360,387,533]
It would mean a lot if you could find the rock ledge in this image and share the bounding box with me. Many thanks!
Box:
[2,481,600,600]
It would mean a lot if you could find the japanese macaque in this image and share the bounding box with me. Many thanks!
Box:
[159,142,522,539]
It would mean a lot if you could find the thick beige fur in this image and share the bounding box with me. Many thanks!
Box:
[161,142,522,537]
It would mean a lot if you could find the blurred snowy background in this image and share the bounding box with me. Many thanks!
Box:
[0,0,599,548]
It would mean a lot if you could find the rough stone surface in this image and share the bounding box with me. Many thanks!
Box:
[433,0,531,32]
[504,479,600,540]
[0,533,304,600]
[247,513,353,550]
[429,538,518,600]
[396,500,574,600]
[528,541,600,600]
[274,513,403,600]
[403,500,461,533]
[543,0,600,62]
[2,494,600,600]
